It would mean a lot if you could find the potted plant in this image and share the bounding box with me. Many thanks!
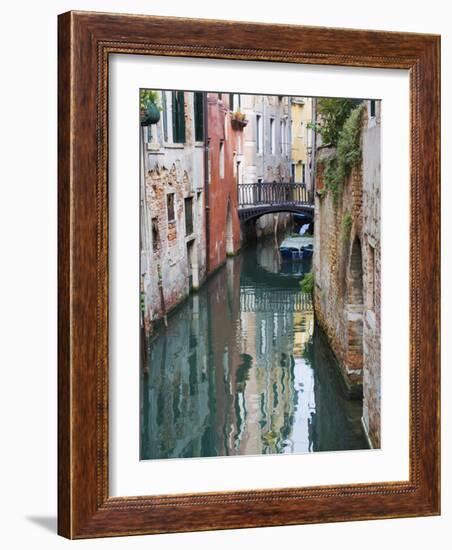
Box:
[140,90,161,126]
[231,109,248,129]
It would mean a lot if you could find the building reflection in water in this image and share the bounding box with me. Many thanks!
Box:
[140,240,368,460]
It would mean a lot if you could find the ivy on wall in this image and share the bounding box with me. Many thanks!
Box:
[310,99,364,204]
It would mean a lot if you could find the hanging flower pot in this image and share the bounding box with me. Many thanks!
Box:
[231,110,248,130]
[140,100,161,126]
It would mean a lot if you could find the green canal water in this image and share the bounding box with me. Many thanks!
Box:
[140,237,368,460]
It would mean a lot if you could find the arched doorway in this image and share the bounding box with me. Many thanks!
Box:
[349,237,364,305]
[346,236,364,393]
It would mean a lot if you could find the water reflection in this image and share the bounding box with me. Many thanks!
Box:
[140,238,368,460]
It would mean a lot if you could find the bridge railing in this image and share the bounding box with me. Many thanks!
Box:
[238,182,313,208]
[240,287,314,313]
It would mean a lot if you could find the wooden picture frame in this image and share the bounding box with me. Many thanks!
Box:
[58,10,440,539]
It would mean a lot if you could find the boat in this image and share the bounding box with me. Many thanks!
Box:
[279,235,314,260]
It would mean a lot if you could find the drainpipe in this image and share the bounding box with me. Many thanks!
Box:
[203,91,210,275]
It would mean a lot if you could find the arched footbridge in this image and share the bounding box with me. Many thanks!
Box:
[238,182,314,223]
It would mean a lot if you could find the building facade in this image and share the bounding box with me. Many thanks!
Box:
[141,90,207,330]
[240,94,293,237]
[205,93,243,274]
[290,96,314,191]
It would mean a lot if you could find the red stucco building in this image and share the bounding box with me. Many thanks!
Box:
[206,93,243,274]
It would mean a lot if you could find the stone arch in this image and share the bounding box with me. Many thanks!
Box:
[240,205,314,224]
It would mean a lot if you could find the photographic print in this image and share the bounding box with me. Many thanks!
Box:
[139,90,381,461]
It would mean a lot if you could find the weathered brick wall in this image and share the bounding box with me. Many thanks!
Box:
[313,103,381,447]
[144,164,191,321]
[313,148,363,395]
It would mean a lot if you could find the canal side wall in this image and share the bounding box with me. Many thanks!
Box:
[313,102,381,447]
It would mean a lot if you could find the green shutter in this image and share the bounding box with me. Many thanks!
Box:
[194,92,204,142]
[172,91,186,143]
[178,92,185,143]
[171,91,177,142]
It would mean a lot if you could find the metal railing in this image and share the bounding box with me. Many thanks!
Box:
[238,182,313,208]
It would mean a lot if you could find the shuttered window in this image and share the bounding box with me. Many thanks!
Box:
[185,197,194,235]
[256,115,262,154]
[194,92,204,142]
[172,91,186,143]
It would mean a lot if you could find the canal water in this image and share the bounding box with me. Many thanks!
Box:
[140,236,368,460]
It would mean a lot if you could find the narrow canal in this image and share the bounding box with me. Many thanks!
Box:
[141,236,368,460]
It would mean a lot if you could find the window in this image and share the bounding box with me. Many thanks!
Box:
[171,91,185,143]
[256,114,262,154]
[236,160,241,185]
[280,120,284,154]
[167,193,175,223]
[291,163,295,182]
[193,92,204,142]
[370,100,376,118]
[185,197,194,235]
[270,118,275,154]
[151,217,160,252]
[229,93,241,111]
[302,163,306,183]
[219,140,225,179]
